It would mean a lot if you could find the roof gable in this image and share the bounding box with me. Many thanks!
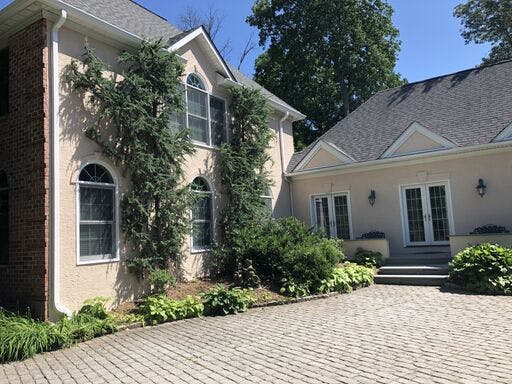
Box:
[381,122,457,158]
[295,141,353,171]
[493,122,512,142]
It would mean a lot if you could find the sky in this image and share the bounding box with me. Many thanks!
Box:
[0,0,492,82]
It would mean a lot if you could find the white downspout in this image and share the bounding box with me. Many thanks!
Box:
[278,112,294,216]
[50,10,72,319]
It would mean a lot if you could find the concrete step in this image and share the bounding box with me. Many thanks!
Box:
[385,257,452,266]
[375,274,449,286]
[379,264,449,275]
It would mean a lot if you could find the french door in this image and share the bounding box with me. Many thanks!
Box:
[400,182,453,246]
[312,193,352,240]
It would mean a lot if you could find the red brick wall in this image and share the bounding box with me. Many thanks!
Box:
[0,19,50,319]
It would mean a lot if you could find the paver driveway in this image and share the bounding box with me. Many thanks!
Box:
[1,285,512,384]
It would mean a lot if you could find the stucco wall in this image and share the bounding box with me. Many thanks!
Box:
[303,148,343,170]
[394,132,443,155]
[57,27,295,310]
[450,234,512,257]
[343,239,390,261]
[291,149,512,258]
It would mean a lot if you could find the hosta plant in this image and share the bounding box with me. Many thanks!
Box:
[201,285,254,316]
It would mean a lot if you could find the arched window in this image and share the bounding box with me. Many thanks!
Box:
[261,188,273,216]
[191,177,213,250]
[184,73,227,146]
[78,164,117,263]
[0,171,8,265]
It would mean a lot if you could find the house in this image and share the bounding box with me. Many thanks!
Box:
[288,61,512,282]
[0,0,304,320]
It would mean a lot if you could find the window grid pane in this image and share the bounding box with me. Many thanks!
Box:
[192,185,212,249]
[80,187,114,221]
[405,188,425,242]
[334,195,350,240]
[80,223,113,259]
[210,97,226,146]
[429,186,450,242]
[187,88,207,118]
[315,197,330,236]
[188,115,208,143]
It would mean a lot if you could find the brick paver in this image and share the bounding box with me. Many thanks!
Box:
[1,285,511,383]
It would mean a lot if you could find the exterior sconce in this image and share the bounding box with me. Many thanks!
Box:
[368,189,376,206]
[476,178,486,198]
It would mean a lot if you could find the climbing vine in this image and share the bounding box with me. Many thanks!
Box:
[67,40,195,278]
[215,86,274,274]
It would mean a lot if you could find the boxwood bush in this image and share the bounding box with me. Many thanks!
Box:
[449,243,512,294]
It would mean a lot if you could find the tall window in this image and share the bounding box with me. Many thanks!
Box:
[78,164,117,263]
[261,188,273,216]
[191,177,213,251]
[0,49,8,117]
[0,171,8,265]
[182,73,227,146]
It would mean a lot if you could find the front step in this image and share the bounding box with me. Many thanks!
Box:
[375,274,449,286]
[385,256,452,266]
[379,265,449,275]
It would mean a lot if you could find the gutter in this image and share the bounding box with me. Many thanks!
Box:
[49,9,72,319]
[278,112,295,216]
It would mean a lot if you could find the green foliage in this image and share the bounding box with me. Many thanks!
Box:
[234,259,261,289]
[248,0,405,148]
[138,295,204,325]
[353,248,383,268]
[0,298,117,363]
[449,243,512,294]
[148,269,176,294]
[0,311,67,363]
[66,40,195,277]
[454,0,512,65]
[279,277,310,297]
[319,264,375,294]
[201,285,254,316]
[215,86,273,275]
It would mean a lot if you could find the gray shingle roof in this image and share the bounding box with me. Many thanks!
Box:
[61,0,182,43]
[288,60,512,172]
[58,0,301,116]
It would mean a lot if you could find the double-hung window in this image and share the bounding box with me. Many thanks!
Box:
[191,177,213,251]
[78,164,117,263]
[175,73,227,146]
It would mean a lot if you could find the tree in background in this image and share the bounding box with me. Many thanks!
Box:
[454,0,512,65]
[248,0,405,149]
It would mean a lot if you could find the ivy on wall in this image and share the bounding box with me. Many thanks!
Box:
[67,41,195,278]
[215,86,274,274]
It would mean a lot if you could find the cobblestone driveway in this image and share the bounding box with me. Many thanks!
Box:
[2,285,512,384]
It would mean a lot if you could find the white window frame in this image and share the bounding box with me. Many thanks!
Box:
[190,176,215,253]
[398,180,455,247]
[309,191,353,240]
[261,188,273,217]
[185,73,228,148]
[76,162,120,265]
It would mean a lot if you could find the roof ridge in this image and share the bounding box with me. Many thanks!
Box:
[127,0,169,22]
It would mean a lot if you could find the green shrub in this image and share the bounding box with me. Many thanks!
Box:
[77,296,111,319]
[58,313,117,342]
[139,295,203,325]
[234,259,261,288]
[216,217,344,294]
[353,248,383,268]
[279,276,310,297]
[449,243,512,294]
[319,263,374,294]
[0,311,66,363]
[148,269,176,294]
[201,285,254,316]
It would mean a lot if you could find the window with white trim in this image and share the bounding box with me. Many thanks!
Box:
[0,171,8,265]
[172,73,227,146]
[78,164,117,262]
[191,177,213,250]
[261,188,273,216]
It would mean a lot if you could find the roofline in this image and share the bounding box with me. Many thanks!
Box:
[288,139,512,179]
[168,26,235,81]
[217,76,306,121]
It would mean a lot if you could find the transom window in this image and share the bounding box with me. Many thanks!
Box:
[0,171,8,265]
[78,164,117,263]
[174,73,227,147]
[191,177,213,251]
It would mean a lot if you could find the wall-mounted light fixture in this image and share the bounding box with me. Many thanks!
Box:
[368,189,376,206]
[476,178,486,198]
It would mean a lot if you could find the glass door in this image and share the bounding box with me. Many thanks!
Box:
[313,194,352,240]
[401,183,452,246]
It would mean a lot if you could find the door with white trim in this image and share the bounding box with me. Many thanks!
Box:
[401,182,452,246]
[312,193,352,239]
